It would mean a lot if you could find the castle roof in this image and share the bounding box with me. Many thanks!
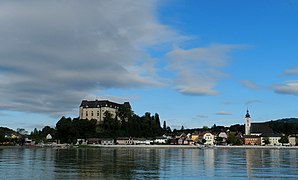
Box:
[80,100,130,109]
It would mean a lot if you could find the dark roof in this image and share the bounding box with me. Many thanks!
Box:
[251,123,274,134]
[261,133,281,137]
[244,135,260,138]
[80,100,131,109]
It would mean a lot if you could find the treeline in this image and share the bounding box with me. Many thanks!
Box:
[269,118,298,135]
[53,111,164,143]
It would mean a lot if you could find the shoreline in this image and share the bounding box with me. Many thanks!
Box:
[84,144,298,149]
[2,144,298,149]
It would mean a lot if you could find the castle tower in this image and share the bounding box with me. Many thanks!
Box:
[245,110,251,135]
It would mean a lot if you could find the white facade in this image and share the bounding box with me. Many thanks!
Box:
[79,100,131,122]
[203,132,215,145]
[261,136,282,146]
[288,136,297,146]
[80,106,118,121]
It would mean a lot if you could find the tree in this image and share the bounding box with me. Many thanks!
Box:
[227,133,242,145]
[262,137,270,146]
[41,126,56,138]
[279,136,289,146]
[56,116,76,144]
[163,121,167,132]
[180,126,185,131]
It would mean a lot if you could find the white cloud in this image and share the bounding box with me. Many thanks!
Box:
[240,80,262,90]
[215,111,232,115]
[284,66,298,75]
[166,44,244,95]
[272,81,298,95]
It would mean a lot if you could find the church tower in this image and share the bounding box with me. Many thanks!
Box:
[245,110,251,135]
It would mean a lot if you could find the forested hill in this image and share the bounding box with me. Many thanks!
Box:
[0,127,15,135]
[270,118,298,123]
[267,118,298,135]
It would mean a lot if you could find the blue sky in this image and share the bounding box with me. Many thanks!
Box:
[1,0,298,131]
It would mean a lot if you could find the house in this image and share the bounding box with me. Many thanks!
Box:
[76,139,87,145]
[191,133,200,142]
[203,132,215,145]
[116,137,134,145]
[79,100,131,122]
[288,135,298,146]
[134,138,151,145]
[86,138,114,145]
[217,132,228,145]
[154,136,168,144]
[46,134,52,140]
[243,135,261,145]
[100,139,114,145]
[261,134,282,146]
[87,138,100,144]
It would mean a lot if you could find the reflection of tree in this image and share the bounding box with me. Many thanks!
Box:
[53,148,161,179]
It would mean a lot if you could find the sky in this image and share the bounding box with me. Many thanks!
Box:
[1,0,298,132]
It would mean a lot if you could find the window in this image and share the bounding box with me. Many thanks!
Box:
[91,111,93,116]
[97,111,100,116]
[86,111,88,116]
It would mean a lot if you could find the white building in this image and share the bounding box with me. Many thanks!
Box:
[261,135,282,146]
[203,132,215,145]
[79,100,131,122]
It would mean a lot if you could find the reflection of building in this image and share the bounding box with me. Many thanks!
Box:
[79,100,131,122]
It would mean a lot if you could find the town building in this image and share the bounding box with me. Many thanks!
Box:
[203,132,215,145]
[288,135,298,146]
[244,110,283,146]
[79,100,131,122]
[244,110,274,136]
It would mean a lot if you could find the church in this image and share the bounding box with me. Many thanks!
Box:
[244,110,279,145]
[245,110,274,136]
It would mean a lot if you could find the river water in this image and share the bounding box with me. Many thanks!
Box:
[0,147,297,179]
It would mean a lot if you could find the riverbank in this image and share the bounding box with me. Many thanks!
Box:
[84,144,298,149]
[2,144,298,149]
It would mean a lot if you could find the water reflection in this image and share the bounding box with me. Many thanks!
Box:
[245,149,298,179]
[0,147,298,179]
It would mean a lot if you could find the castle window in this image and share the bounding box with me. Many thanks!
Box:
[91,111,93,116]
[86,111,88,116]
[97,111,100,116]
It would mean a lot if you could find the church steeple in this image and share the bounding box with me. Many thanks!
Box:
[245,109,251,135]
[245,110,250,118]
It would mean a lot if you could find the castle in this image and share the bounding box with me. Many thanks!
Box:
[79,100,131,122]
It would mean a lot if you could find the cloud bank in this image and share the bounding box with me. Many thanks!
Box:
[0,0,176,116]
[0,1,245,117]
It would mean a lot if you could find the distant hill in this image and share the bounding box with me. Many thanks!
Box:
[270,118,298,123]
[265,118,298,135]
[0,127,16,135]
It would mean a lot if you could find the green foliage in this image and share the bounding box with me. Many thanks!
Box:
[263,137,270,145]
[54,111,163,142]
[269,119,298,135]
[227,133,243,145]
[279,136,289,145]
